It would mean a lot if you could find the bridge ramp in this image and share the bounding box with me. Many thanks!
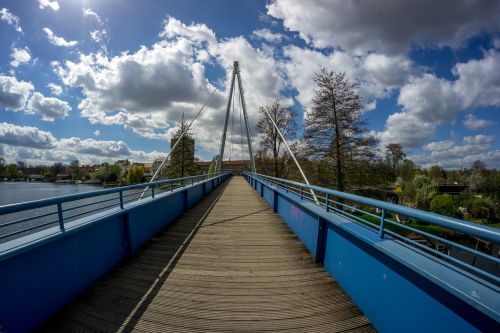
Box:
[41,176,373,332]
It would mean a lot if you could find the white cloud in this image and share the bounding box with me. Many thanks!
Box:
[0,75,34,111]
[90,29,107,43]
[282,45,415,110]
[0,8,22,32]
[0,122,56,149]
[252,28,286,43]
[375,51,500,149]
[463,114,495,131]
[160,17,216,47]
[267,0,500,54]
[82,8,101,23]
[410,135,499,168]
[38,0,60,11]
[93,130,100,137]
[0,123,164,165]
[26,92,70,121]
[10,47,31,68]
[43,27,78,47]
[47,83,63,96]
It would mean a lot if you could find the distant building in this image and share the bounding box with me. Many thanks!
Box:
[196,159,251,176]
[437,184,468,197]
[56,173,71,181]
[28,174,43,181]
[115,159,130,169]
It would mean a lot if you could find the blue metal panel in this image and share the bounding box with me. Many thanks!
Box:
[0,174,230,332]
[323,222,486,333]
[0,214,127,333]
[127,191,184,251]
[275,194,318,257]
[187,184,204,208]
[242,173,500,332]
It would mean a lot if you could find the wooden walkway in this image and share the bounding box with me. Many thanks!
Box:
[40,177,373,332]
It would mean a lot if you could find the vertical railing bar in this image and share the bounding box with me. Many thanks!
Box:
[379,208,386,239]
[325,193,329,212]
[119,191,124,209]
[152,184,155,198]
[57,202,65,232]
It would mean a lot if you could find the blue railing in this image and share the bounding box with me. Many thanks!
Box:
[243,172,499,332]
[244,172,500,284]
[0,173,227,245]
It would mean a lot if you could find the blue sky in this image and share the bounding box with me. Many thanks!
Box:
[1,0,499,168]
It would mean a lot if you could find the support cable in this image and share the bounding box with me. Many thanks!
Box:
[260,106,320,204]
[139,79,224,200]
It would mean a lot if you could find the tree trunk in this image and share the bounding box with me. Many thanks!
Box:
[331,92,344,192]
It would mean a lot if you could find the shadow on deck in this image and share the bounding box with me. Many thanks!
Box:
[40,177,373,332]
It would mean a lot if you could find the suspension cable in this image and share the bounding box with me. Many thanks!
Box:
[139,79,224,200]
[229,84,236,161]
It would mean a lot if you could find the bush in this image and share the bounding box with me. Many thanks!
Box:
[430,194,457,217]
[127,165,144,184]
[468,196,492,220]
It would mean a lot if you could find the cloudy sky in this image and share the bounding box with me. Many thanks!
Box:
[0,0,499,168]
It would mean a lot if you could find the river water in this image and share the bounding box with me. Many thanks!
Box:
[0,182,103,206]
[0,181,119,243]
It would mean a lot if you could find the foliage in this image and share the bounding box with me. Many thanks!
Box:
[208,158,216,175]
[385,143,405,181]
[166,120,196,178]
[256,100,297,177]
[304,68,377,191]
[92,164,122,182]
[413,175,437,209]
[5,164,17,179]
[127,165,144,184]
[430,194,457,217]
[70,159,82,180]
[466,196,493,221]
[399,159,416,181]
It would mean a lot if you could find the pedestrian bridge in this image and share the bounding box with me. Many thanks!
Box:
[0,173,498,332]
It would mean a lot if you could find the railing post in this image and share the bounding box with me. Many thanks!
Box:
[300,186,303,200]
[119,190,124,209]
[379,209,386,239]
[151,184,155,198]
[170,181,173,192]
[260,182,264,197]
[57,202,65,232]
[315,217,327,264]
[273,190,278,213]
[325,193,329,212]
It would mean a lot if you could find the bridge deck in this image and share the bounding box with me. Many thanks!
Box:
[41,177,373,332]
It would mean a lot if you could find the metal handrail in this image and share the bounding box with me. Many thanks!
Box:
[244,172,500,244]
[244,172,500,283]
[0,173,230,242]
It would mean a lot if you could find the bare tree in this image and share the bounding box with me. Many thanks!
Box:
[256,100,297,177]
[385,143,406,181]
[304,68,377,192]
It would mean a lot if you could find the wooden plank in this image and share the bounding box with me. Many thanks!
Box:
[40,177,374,332]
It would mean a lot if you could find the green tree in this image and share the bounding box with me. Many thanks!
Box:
[399,159,416,181]
[304,68,377,191]
[166,119,195,178]
[5,164,17,179]
[70,159,82,180]
[430,194,457,217]
[0,157,5,177]
[208,158,216,175]
[385,143,405,181]
[107,164,122,182]
[428,165,445,183]
[413,175,437,209]
[127,165,144,184]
